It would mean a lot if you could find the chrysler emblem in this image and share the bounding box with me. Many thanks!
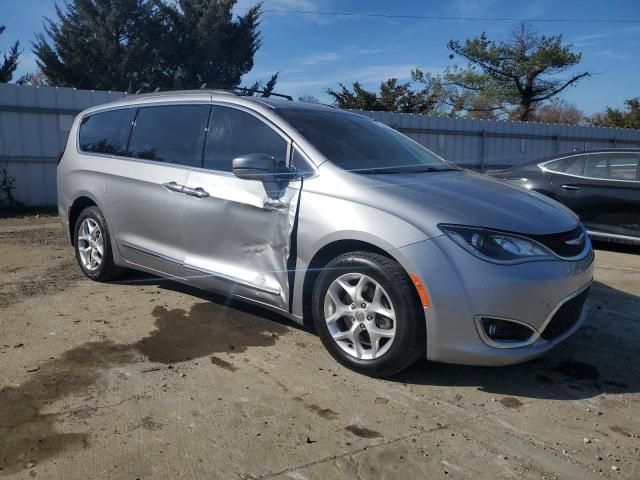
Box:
[565,233,585,246]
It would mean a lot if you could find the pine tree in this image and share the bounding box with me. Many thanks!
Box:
[34,0,265,92]
[0,26,20,83]
[445,23,590,120]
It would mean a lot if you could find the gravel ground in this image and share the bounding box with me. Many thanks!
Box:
[0,216,639,479]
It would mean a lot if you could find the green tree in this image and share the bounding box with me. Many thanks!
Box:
[16,70,49,86]
[588,98,640,130]
[243,72,279,96]
[327,77,446,114]
[327,81,381,110]
[33,0,268,92]
[162,0,263,90]
[534,99,583,125]
[298,94,319,104]
[0,25,20,83]
[445,23,590,120]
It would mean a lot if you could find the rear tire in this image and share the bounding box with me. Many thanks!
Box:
[73,206,123,282]
[311,251,426,377]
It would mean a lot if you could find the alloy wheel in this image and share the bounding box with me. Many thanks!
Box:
[323,273,396,360]
[77,218,104,271]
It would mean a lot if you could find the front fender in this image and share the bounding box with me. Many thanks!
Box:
[290,188,438,320]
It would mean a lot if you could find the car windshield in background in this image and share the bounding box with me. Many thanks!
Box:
[277,108,459,174]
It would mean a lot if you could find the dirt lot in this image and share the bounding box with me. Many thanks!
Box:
[0,216,639,479]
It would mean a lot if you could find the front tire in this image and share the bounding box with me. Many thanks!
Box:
[311,251,426,377]
[74,206,123,282]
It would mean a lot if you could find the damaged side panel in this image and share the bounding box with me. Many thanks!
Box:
[181,170,301,312]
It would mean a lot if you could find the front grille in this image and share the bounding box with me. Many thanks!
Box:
[541,288,590,341]
[528,226,586,258]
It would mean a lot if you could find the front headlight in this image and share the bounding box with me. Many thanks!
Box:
[439,224,555,264]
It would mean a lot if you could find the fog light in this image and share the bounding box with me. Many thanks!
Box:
[479,317,535,343]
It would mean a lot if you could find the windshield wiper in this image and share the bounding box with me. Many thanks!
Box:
[355,166,459,174]
[412,167,459,173]
[355,168,405,174]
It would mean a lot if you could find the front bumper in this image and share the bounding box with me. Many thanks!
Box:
[395,235,595,366]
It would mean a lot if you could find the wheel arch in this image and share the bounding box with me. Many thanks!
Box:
[68,196,98,245]
[299,238,418,328]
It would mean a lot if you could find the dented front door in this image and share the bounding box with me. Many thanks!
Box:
[180,104,300,311]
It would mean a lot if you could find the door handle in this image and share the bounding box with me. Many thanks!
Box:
[162,181,184,193]
[560,184,582,191]
[182,186,210,199]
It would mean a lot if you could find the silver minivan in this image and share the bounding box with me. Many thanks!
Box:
[58,90,594,377]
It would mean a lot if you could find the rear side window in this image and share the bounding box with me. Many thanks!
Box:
[545,155,585,175]
[79,108,135,155]
[204,106,288,172]
[584,153,639,181]
[127,105,211,166]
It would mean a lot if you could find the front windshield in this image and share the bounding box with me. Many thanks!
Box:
[277,108,459,174]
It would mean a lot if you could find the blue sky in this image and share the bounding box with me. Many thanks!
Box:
[1,0,639,114]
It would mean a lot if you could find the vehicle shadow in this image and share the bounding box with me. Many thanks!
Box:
[393,281,640,400]
[114,272,638,401]
[111,269,306,332]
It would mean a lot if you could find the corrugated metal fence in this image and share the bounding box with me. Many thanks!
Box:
[2,83,639,206]
[356,110,640,170]
[0,84,126,206]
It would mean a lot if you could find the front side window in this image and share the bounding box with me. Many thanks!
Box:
[127,104,211,167]
[291,147,315,177]
[544,155,585,175]
[79,108,135,155]
[204,106,288,172]
[277,108,457,174]
[584,153,639,181]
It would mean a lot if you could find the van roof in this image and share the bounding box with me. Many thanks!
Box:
[80,89,357,119]
[114,89,338,111]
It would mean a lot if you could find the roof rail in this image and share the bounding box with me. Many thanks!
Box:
[130,85,294,101]
[204,84,293,101]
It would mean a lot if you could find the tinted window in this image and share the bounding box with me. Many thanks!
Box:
[79,108,135,155]
[545,155,585,175]
[127,105,211,166]
[277,108,456,174]
[584,153,639,181]
[204,106,288,172]
[291,147,315,177]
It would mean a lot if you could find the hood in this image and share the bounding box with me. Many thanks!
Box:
[366,170,578,235]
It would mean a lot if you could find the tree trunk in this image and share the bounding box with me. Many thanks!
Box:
[519,97,534,121]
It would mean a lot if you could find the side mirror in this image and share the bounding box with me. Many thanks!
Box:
[232,153,281,197]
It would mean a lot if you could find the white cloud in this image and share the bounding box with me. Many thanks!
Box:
[297,51,340,65]
[596,50,628,60]
[294,46,384,66]
[261,0,320,10]
[572,32,610,47]
[293,46,384,66]
[234,0,345,25]
[451,0,495,14]
[345,64,418,83]
[346,46,384,56]
[233,0,321,16]
[519,0,549,20]
[277,64,425,92]
[572,25,640,48]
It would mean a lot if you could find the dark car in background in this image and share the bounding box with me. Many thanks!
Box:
[488,149,640,245]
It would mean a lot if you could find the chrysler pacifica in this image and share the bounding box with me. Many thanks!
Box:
[58,90,594,377]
